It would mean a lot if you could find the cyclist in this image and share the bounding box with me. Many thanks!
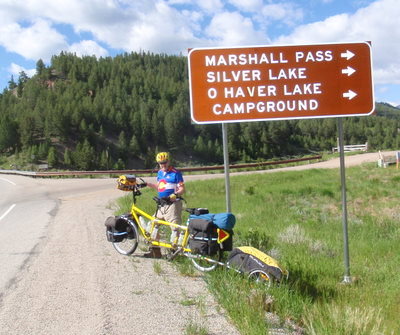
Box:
[145,152,185,258]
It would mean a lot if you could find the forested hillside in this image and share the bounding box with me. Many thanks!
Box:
[0,52,399,170]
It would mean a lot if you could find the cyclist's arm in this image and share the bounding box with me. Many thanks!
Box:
[174,182,185,197]
[146,182,158,190]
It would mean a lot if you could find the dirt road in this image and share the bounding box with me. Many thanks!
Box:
[0,178,239,335]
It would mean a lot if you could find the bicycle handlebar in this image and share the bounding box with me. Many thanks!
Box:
[185,207,209,215]
[152,196,185,207]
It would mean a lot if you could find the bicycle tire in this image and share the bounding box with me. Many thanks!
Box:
[191,249,223,272]
[112,217,139,255]
[248,269,272,287]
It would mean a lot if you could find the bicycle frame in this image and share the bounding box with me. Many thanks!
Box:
[129,200,192,252]
[109,177,232,271]
[108,175,287,280]
[128,186,231,257]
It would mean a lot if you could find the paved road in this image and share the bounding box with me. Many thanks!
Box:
[0,176,59,295]
[0,175,239,335]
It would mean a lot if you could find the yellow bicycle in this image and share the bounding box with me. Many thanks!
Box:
[105,175,233,272]
[105,174,288,284]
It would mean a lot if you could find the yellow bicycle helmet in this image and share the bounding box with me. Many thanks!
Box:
[156,152,170,163]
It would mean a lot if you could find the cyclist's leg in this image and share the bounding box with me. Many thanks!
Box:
[143,209,163,258]
[164,201,183,246]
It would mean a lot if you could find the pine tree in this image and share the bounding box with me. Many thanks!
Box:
[47,146,58,167]
[99,149,111,170]
[0,115,18,152]
[129,134,141,156]
[63,148,72,168]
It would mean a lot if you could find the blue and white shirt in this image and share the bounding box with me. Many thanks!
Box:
[157,167,184,198]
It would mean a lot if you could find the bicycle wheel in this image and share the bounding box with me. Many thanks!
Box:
[112,218,139,255]
[191,250,223,272]
[248,269,272,287]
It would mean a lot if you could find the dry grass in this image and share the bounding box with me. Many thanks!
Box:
[304,304,390,335]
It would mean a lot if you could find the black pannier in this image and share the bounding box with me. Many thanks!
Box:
[104,215,131,242]
[188,218,219,256]
[221,230,234,251]
[188,218,214,232]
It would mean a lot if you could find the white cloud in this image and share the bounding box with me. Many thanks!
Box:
[125,2,203,54]
[0,19,68,61]
[260,3,303,26]
[273,0,400,85]
[8,63,36,78]
[68,40,109,58]
[227,0,303,29]
[273,14,350,44]
[0,0,136,48]
[205,11,269,46]
[228,0,263,12]
[197,0,224,12]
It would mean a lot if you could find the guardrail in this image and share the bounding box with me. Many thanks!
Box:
[0,155,322,178]
[332,142,368,153]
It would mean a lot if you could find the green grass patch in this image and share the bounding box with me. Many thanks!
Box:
[117,163,400,334]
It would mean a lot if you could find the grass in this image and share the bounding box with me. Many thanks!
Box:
[184,320,209,335]
[117,162,400,335]
[152,260,163,275]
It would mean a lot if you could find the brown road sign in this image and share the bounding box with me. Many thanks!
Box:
[188,42,374,124]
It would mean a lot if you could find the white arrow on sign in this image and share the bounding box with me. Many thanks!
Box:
[341,66,356,76]
[341,50,355,60]
[343,90,357,100]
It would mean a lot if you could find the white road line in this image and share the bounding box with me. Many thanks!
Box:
[0,177,17,186]
[0,204,16,222]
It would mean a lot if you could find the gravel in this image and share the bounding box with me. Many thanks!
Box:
[0,183,239,335]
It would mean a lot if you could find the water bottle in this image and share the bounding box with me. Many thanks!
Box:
[139,216,151,234]
[151,225,159,240]
[139,216,146,228]
[170,230,178,245]
[177,231,185,246]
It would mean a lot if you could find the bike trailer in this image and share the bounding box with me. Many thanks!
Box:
[104,215,132,242]
[227,246,288,282]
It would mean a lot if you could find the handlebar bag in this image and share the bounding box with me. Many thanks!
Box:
[117,174,137,191]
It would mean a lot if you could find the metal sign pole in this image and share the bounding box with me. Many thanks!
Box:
[222,123,231,212]
[337,118,351,283]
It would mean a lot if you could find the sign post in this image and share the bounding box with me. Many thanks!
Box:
[188,42,374,283]
[222,123,231,212]
[338,118,351,283]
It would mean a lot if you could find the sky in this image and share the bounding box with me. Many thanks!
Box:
[0,0,399,106]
